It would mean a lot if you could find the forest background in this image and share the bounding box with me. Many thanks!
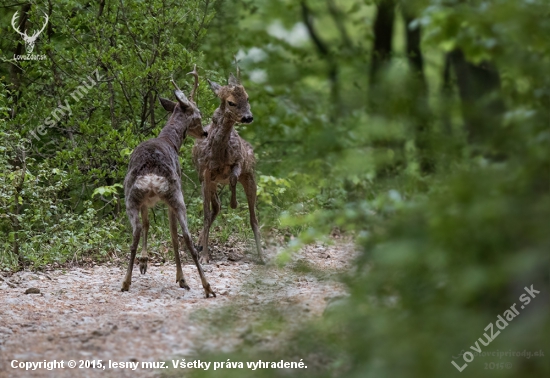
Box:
[0,0,548,376]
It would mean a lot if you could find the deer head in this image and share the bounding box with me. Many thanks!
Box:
[207,69,253,125]
[159,70,207,139]
[11,11,49,54]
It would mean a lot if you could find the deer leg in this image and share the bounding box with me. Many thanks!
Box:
[169,209,189,290]
[121,206,142,291]
[171,193,215,298]
[199,173,213,264]
[139,205,149,274]
[197,189,220,252]
[241,174,264,264]
[230,164,241,209]
[211,191,221,226]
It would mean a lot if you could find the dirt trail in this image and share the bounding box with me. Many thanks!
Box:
[0,239,355,378]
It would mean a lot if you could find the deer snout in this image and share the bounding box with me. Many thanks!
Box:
[203,131,208,137]
[241,116,254,124]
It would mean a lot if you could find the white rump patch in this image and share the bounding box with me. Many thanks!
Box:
[134,174,169,207]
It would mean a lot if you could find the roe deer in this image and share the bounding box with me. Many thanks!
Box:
[192,70,264,264]
[121,68,216,298]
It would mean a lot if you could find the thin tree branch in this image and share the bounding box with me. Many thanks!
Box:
[301,1,329,57]
[327,0,352,49]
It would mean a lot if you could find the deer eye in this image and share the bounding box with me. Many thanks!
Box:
[228,101,236,107]
[246,97,249,103]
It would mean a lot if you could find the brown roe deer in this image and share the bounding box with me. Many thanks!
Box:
[192,71,264,264]
[121,68,216,298]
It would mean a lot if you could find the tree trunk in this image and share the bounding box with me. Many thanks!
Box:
[441,53,453,136]
[8,4,32,119]
[10,149,26,266]
[369,0,395,86]
[403,8,433,173]
[449,49,505,147]
[301,1,340,119]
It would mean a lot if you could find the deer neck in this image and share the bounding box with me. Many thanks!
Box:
[157,109,187,152]
[209,109,235,147]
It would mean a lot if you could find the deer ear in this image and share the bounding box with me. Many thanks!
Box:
[159,97,176,112]
[228,73,239,86]
[207,79,222,97]
[174,90,191,109]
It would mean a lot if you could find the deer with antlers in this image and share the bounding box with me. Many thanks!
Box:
[121,67,216,298]
[192,68,264,264]
[11,11,49,54]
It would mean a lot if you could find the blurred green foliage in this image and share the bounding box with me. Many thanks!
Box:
[1,0,549,376]
[195,0,549,377]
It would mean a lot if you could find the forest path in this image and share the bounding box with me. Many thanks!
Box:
[0,239,355,378]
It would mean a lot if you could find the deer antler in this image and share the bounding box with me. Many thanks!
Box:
[186,64,199,102]
[31,12,49,39]
[170,77,191,107]
[170,77,182,92]
[233,55,241,84]
[11,11,26,38]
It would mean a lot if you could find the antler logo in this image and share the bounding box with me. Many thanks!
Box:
[11,11,49,54]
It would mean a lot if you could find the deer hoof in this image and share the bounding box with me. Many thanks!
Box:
[199,254,210,265]
[204,284,216,298]
[139,257,148,274]
[121,281,130,292]
[178,278,190,290]
[230,198,238,209]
